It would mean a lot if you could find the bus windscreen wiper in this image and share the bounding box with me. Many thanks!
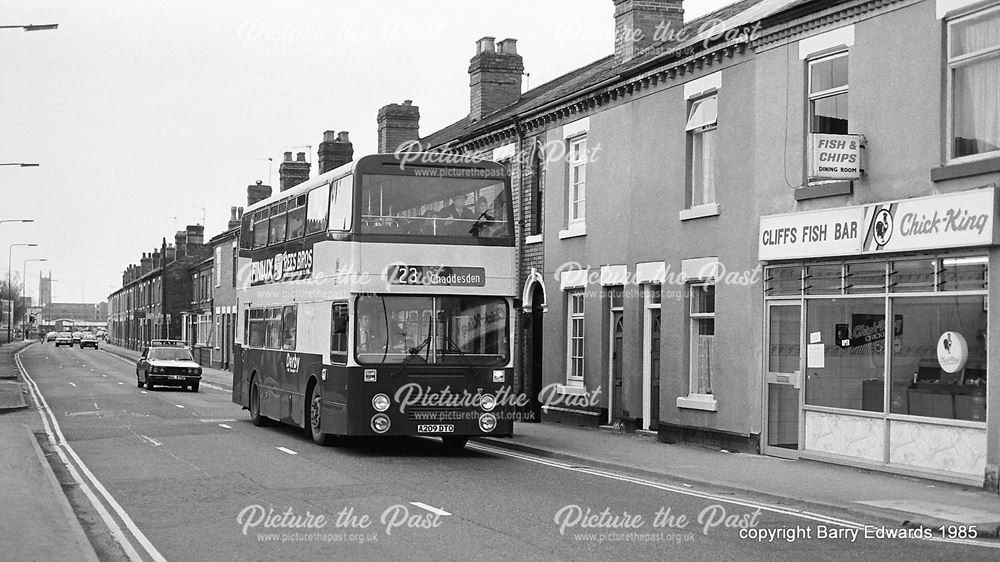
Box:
[389,315,433,378]
[438,333,476,376]
[468,211,494,236]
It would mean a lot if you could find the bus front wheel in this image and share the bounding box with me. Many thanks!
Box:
[250,379,268,427]
[309,384,331,446]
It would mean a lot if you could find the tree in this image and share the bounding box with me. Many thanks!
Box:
[0,274,26,328]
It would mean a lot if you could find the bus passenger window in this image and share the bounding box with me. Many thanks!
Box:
[306,184,330,235]
[287,195,306,239]
[266,308,281,349]
[269,202,287,244]
[252,211,268,249]
[331,302,348,362]
[281,305,297,351]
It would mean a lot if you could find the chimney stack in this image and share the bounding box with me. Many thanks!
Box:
[140,253,152,275]
[248,180,272,207]
[175,231,187,258]
[469,37,523,122]
[228,206,242,230]
[186,224,205,247]
[164,243,176,263]
[613,0,684,66]
[151,249,161,270]
[318,130,354,174]
[279,151,311,191]
[377,101,421,153]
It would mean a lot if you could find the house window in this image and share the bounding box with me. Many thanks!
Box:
[215,247,222,287]
[688,283,715,395]
[567,136,587,225]
[566,289,585,383]
[686,94,718,207]
[808,51,849,134]
[947,5,1000,161]
[531,141,545,236]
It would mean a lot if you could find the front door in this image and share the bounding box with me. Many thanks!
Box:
[764,302,802,458]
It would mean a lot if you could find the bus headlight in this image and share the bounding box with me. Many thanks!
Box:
[371,414,391,434]
[479,413,497,433]
[492,370,505,383]
[480,394,496,412]
[371,393,391,412]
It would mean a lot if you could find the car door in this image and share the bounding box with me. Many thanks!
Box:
[138,348,150,381]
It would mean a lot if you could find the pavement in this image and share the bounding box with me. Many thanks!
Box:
[0,341,99,561]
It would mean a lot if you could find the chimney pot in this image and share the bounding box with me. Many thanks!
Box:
[279,150,311,191]
[319,128,355,173]
[323,130,338,142]
[296,152,306,162]
[283,151,292,161]
[337,131,350,143]
[476,37,496,54]
[498,38,518,54]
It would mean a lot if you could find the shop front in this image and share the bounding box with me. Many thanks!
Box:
[758,188,995,484]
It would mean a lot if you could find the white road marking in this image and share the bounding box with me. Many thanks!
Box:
[410,502,451,517]
[101,374,106,377]
[276,446,298,455]
[218,424,232,429]
[200,419,237,423]
[175,404,185,409]
[68,382,77,387]
[140,391,148,395]
[17,350,168,562]
[141,435,162,447]
[117,382,124,385]
[466,441,1000,550]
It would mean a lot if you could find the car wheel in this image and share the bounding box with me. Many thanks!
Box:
[190,383,199,392]
[441,437,469,450]
[147,379,155,391]
[136,371,143,388]
[309,383,330,446]
[249,379,268,427]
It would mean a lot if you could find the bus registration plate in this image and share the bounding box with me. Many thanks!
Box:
[417,424,454,433]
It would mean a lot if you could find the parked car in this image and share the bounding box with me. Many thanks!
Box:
[54,332,74,347]
[46,331,57,342]
[71,332,83,346]
[79,333,99,349]
[136,342,202,392]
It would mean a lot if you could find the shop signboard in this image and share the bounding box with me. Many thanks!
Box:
[758,207,865,260]
[808,133,864,180]
[759,188,996,260]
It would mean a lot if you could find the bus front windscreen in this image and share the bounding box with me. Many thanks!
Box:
[359,174,511,240]
[356,295,509,366]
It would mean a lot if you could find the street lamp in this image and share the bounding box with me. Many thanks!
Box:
[0,24,58,32]
[22,258,46,337]
[7,243,37,342]
[0,163,40,167]
[0,219,34,224]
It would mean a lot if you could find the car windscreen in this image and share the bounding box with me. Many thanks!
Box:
[148,348,195,361]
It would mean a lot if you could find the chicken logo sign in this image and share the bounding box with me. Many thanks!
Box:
[871,208,893,247]
[937,331,968,374]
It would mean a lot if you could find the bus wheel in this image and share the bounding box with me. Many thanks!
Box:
[309,384,330,446]
[441,437,468,450]
[250,379,268,427]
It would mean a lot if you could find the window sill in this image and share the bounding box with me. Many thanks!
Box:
[795,181,853,200]
[557,383,587,396]
[679,203,720,221]
[524,234,543,245]
[558,225,586,239]
[931,155,1000,182]
[676,395,718,412]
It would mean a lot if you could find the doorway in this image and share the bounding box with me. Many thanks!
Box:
[764,302,802,458]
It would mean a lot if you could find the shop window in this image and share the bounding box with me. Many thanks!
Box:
[765,266,802,296]
[686,94,718,207]
[947,5,1000,161]
[939,256,988,291]
[330,302,349,363]
[567,136,587,226]
[804,297,886,412]
[566,290,585,383]
[281,305,297,351]
[688,283,715,395]
[808,51,849,135]
[845,262,886,294]
[889,259,936,293]
[889,295,987,422]
[804,264,843,295]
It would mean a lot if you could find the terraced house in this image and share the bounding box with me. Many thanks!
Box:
[388,0,1000,490]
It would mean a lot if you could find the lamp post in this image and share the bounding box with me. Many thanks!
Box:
[22,258,46,338]
[0,163,40,167]
[8,243,37,342]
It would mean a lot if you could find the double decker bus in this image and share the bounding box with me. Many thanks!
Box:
[233,153,515,448]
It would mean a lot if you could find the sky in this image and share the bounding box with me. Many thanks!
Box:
[1,0,735,304]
